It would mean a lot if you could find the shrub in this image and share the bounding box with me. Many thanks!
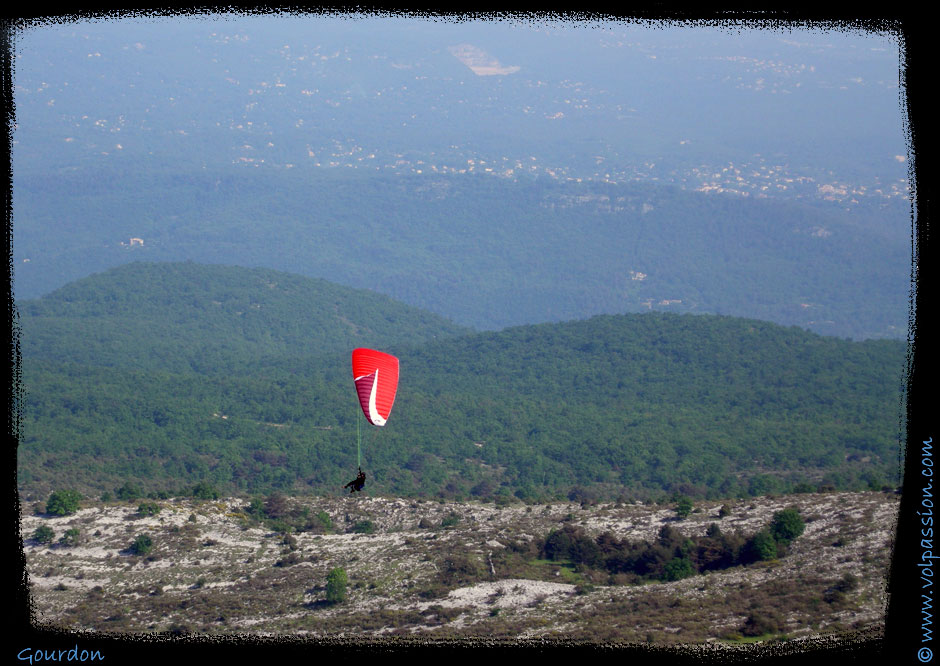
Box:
[662,556,695,581]
[263,493,289,519]
[130,534,153,556]
[441,512,460,529]
[267,519,293,534]
[542,524,601,566]
[275,552,301,567]
[115,482,142,502]
[326,568,348,604]
[137,501,162,517]
[741,610,784,637]
[46,490,81,516]
[245,497,265,519]
[58,527,81,547]
[769,508,805,544]
[315,510,333,532]
[675,496,693,519]
[439,553,482,586]
[824,573,859,605]
[32,525,55,545]
[542,528,573,561]
[191,481,220,500]
[351,520,375,534]
[745,530,778,562]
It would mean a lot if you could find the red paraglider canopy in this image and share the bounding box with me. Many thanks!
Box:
[351,348,399,427]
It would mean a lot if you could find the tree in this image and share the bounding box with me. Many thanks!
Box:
[746,530,777,562]
[46,490,81,516]
[326,567,348,604]
[769,507,805,544]
[191,481,220,500]
[116,482,142,502]
[675,496,693,519]
[542,526,575,561]
[662,556,695,581]
[263,492,289,519]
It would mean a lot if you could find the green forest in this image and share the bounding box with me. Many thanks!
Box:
[16,262,907,503]
[13,169,909,340]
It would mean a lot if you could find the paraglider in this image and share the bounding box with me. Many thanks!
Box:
[351,347,400,427]
[346,348,399,494]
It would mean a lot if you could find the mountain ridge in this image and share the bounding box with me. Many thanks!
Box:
[18,261,472,374]
[16,261,906,501]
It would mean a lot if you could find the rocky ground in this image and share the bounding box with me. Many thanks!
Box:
[21,490,897,649]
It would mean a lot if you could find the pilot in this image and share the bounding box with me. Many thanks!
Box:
[344,467,366,493]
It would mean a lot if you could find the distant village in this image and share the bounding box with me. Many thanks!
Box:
[48,36,909,210]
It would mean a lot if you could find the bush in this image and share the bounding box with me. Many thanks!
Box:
[315,510,333,532]
[745,530,778,562]
[137,501,161,517]
[263,493,289,519]
[46,490,81,516]
[662,556,695,581]
[675,496,693,519]
[439,553,482,586]
[441,512,460,529]
[58,527,81,547]
[32,525,55,545]
[542,524,601,566]
[244,497,265,519]
[326,567,348,604]
[542,528,573,561]
[741,610,784,637]
[191,481,220,500]
[769,508,805,544]
[115,482,142,502]
[351,520,375,534]
[130,534,153,556]
[824,573,859,605]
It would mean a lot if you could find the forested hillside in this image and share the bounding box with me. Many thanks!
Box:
[16,263,906,502]
[13,170,910,340]
[17,262,470,373]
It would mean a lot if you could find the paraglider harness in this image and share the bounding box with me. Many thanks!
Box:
[344,467,366,493]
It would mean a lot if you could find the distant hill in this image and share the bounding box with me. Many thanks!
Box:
[16,265,906,500]
[13,170,910,340]
[17,261,471,373]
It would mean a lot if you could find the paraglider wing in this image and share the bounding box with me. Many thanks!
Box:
[351,348,399,427]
